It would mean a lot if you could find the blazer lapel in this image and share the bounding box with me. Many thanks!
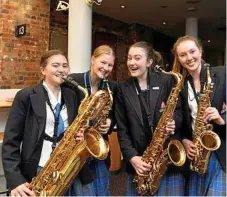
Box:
[125,79,143,126]
[183,80,192,131]
[149,72,162,124]
[30,84,46,141]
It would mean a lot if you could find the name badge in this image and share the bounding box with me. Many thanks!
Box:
[152,86,159,90]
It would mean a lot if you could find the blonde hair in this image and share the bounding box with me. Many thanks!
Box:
[93,45,115,58]
[172,35,203,78]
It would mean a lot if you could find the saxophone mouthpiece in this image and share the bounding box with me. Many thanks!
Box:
[62,77,79,87]
[154,65,162,72]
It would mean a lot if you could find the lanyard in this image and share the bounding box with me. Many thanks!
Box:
[84,71,105,95]
[42,87,64,150]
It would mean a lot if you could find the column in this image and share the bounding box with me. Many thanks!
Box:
[185,17,198,38]
[68,0,92,73]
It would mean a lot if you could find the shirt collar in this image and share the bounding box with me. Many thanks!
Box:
[42,81,62,109]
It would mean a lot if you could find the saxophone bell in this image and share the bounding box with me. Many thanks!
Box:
[199,130,221,151]
[167,140,186,166]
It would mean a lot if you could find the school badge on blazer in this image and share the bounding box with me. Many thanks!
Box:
[221,102,226,114]
[159,101,166,113]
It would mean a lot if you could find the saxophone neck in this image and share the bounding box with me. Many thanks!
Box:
[154,65,183,88]
[62,77,89,99]
[204,63,213,90]
[103,78,113,104]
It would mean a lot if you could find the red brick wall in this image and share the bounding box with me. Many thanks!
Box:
[0,0,50,89]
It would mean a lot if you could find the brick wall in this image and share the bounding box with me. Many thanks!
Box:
[0,0,50,89]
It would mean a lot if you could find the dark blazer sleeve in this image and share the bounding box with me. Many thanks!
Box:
[2,90,29,190]
[115,84,138,162]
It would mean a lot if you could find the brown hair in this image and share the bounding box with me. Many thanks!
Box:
[92,45,115,59]
[172,35,203,78]
[130,41,164,69]
[40,49,68,68]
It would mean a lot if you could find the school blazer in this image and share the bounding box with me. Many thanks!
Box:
[115,71,183,173]
[180,65,226,172]
[2,83,81,190]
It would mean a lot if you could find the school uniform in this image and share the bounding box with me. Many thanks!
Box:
[68,71,117,196]
[181,65,226,196]
[115,71,185,196]
[2,82,94,195]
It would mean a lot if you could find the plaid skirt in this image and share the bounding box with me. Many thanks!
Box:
[90,159,111,196]
[126,172,185,196]
[187,152,226,196]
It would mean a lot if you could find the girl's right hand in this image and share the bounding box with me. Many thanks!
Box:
[75,128,84,141]
[130,156,151,177]
[11,182,36,197]
[182,139,197,160]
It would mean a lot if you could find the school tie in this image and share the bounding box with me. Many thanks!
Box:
[55,103,64,136]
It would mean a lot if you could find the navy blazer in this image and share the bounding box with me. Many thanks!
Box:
[180,65,226,172]
[115,71,183,173]
[2,83,80,190]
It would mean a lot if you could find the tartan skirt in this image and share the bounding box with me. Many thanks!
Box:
[125,172,185,196]
[187,152,226,196]
[90,159,111,196]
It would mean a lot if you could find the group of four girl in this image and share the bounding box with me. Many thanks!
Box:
[2,35,226,196]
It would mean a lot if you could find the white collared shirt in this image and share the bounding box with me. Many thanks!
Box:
[38,81,69,167]
[187,81,198,131]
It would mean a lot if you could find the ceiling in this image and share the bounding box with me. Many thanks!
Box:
[93,0,226,50]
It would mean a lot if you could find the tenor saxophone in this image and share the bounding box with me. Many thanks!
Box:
[133,65,186,195]
[30,77,112,196]
[190,64,221,174]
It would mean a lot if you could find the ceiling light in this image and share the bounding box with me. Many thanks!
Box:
[208,40,211,43]
[121,5,125,8]
[163,22,166,25]
[188,7,197,11]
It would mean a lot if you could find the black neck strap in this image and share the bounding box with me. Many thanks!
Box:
[42,86,64,150]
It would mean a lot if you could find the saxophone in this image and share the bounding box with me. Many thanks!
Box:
[30,77,112,196]
[190,64,221,174]
[134,65,186,195]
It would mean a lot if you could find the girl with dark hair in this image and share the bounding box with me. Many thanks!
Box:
[2,50,94,196]
[115,41,185,196]
[172,35,226,196]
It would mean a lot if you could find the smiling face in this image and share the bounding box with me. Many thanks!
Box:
[127,47,153,80]
[41,54,69,86]
[176,40,202,74]
[91,54,115,79]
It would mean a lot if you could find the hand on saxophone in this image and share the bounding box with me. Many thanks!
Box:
[99,118,111,134]
[130,156,151,177]
[165,120,175,135]
[11,182,36,197]
[182,139,197,160]
[203,107,225,125]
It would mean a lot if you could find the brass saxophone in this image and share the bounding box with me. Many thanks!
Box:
[134,65,186,195]
[30,77,112,196]
[190,64,221,174]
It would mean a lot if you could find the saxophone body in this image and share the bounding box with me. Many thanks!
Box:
[190,64,221,174]
[30,77,112,196]
[134,65,186,195]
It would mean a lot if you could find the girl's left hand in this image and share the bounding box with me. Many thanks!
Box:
[99,118,111,134]
[165,120,175,135]
[203,107,225,125]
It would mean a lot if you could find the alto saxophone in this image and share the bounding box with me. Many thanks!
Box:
[190,64,221,174]
[30,77,112,196]
[133,65,186,195]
